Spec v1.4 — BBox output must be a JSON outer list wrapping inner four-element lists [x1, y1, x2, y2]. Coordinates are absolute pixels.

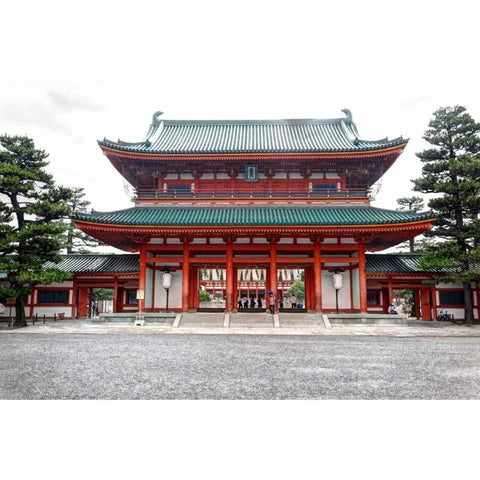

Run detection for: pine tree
[[396, 196, 425, 252], [413, 106, 480, 326], [287, 280, 305, 303], [65, 187, 104, 253], [0, 135, 73, 327]]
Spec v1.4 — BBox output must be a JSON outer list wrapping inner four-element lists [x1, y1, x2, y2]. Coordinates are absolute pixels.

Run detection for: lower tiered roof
[[44, 254, 139, 274], [43, 254, 444, 275]]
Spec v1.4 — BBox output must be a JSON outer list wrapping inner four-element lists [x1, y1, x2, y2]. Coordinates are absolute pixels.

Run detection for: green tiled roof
[[74, 206, 432, 227], [98, 111, 407, 155], [41, 253, 446, 275], [44, 254, 139, 273], [365, 254, 458, 274]]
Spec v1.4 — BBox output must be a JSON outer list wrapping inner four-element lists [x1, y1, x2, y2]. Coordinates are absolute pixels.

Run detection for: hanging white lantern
[[162, 272, 172, 289], [332, 272, 343, 290]]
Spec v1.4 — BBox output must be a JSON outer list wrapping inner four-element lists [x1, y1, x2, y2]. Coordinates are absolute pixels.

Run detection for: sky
[[2, 0, 479, 472], [2, 0, 479, 217]]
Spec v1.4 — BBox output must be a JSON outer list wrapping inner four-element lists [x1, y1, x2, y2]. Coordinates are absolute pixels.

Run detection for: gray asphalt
[[1, 334, 479, 399]]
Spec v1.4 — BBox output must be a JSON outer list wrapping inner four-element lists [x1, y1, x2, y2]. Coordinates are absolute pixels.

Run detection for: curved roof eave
[[97, 112, 408, 155], [72, 205, 434, 228]]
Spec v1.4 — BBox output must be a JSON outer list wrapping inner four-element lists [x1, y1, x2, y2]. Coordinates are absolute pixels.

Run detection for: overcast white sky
[[2, 0, 479, 215]]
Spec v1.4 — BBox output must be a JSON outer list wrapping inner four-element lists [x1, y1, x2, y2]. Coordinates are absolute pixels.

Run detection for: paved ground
[[1, 333, 479, 399], [1, 317, 479, 336]]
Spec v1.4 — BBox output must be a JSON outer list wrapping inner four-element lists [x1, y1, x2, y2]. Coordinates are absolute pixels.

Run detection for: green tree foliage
[[395, 196, 425, 253], [413, 106, 480, 325], [287, 280, 305, 302], [0, 135, 73, 327], [396, 196, 425, 212], [199, 290, 211, 302], [93, 288, 114, 300], [65, 187, 105, 253]]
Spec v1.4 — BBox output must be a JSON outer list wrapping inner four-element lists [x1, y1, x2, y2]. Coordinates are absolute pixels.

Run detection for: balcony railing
[[135, 187, 369, 200]]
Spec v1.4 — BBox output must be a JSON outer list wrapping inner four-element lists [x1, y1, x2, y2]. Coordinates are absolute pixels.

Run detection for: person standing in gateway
[[290, 295, 297, 309], [269, 294, 276, 314]]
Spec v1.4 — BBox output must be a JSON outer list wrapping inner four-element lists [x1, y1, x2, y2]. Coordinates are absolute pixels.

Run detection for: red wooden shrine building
[[73, 110, 436, 315]]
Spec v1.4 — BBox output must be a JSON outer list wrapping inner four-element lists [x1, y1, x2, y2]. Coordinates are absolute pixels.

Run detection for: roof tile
[[99, 116, 406, 154], [74, 206, 432, 227]]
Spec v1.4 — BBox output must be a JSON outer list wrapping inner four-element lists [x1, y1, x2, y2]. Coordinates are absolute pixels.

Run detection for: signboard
[[244, 164, 258, 182], [136, 289, 145, 300]]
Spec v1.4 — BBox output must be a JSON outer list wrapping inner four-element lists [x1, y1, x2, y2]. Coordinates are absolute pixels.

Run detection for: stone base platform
[[96, 312, 177, 325], [327, 313, 408, 325], [94, 311, 406, 328]]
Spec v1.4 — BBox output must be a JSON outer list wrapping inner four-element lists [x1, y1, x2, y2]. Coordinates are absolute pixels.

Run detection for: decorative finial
[[341, 109, 353, 122], [152, 111, 164, 125]]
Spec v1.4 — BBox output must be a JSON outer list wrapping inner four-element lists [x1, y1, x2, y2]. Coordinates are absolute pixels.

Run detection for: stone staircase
[[96, 311, 406, 329], [278, 312, 327, 328], [327, 313, 408, 325], [177, 312, 225, 327], [228, 312, 275, 328]]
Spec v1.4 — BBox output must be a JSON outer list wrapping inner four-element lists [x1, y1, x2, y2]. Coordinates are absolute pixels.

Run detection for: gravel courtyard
[[1, 334, 480, 399]]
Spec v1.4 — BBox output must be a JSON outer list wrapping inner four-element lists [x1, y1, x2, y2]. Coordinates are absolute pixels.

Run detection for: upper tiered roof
[[99, 110, 407, 155]]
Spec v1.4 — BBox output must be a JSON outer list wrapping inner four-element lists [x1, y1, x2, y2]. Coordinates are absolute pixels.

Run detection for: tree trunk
[[14, 295, 27, 328], [409, 238, 415, 253], [463, 281, 474, 327]]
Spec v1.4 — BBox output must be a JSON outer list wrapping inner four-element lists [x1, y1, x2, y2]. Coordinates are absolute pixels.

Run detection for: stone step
[[327, 313, 408, 325], [178, 313, 225, 327], [229, 313, 275, 328], [277, 313, 326, 327]]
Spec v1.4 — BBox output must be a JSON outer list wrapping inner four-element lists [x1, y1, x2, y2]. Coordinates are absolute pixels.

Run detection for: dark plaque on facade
[[244, 164, 258, 182]]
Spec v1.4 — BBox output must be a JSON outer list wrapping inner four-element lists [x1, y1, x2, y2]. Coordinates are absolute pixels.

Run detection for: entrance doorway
[[198, 267, 226, 310], [237, 267, 266, 311], [278, 267, 306, 311]]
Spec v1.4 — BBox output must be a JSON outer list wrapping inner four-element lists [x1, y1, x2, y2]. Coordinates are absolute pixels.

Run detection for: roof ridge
[[159, 118, 348, 125]]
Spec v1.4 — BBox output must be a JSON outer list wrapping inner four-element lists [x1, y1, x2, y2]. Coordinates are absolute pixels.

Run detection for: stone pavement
[[1, 317, 479, 337]]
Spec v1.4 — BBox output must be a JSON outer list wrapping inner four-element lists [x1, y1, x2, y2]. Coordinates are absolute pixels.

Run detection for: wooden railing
[[135, 188, 369, 200]]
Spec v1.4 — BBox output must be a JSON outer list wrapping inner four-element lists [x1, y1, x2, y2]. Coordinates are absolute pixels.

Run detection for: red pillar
[[313, 239, 323, 312], [77, 288, 88, 317], [431, 286, 437, 320], [138, 243, 147, 312], [71, 280, 77, 319], [358, 242, 368, 313], [414, 289, 421, 319], [421, 288, 432, 320], [113, 278, 118, 313], [88, 288, 93, 317], [269, 238, 278, 312], [305, 267, 314, 311], [388, 277, 393, 305], [182, 239, 190, 312], [116, 287, 124, 313], [189, 267, 198, 311], [476, 282, 480, 321], [225, 238, 234, 312], [232, 267, 238, 311]]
